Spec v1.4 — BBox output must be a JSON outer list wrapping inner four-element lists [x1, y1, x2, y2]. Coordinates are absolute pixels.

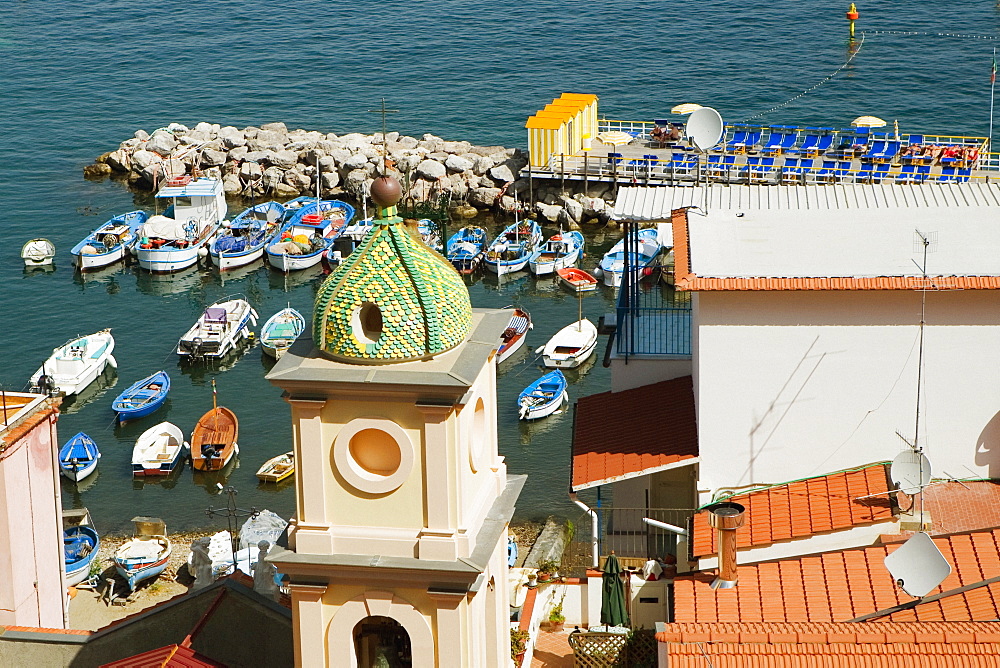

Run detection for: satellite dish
[[890, 450, 932, 492], [884, 531, 952, 597], [685, 107, 724, 152]]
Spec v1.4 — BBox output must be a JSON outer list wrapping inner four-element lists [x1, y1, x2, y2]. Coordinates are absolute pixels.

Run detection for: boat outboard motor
[[70, 457, 79, 472], [201, 443, 216, 460], [190, 336, 203, 359], [36, 374, 55, 396]]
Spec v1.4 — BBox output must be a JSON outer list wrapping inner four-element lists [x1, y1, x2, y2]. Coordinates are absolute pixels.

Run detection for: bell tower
[[267, 175, 523, 667]]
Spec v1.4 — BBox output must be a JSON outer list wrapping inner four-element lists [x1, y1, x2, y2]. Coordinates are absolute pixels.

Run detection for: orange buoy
[[846, 3, 859, 20]]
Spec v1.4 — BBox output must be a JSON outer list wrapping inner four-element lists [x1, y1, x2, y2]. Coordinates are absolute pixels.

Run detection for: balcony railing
[[614, 222, 692, 359], [564, 507, 696, 574]]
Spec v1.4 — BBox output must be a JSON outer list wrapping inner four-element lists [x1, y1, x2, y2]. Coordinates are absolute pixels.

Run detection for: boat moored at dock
[[71, 211, 148, 271], [598, 227, 661, 288], [209, 201, 285, 271], [30, 329, 116, 397], [135, 177, 227, 273], [266, 199, 355, 272], [177, 298, 258, 360], [447, 226, 488, 274], [484, 220, 542, 275], [529, 230, 584, 276]]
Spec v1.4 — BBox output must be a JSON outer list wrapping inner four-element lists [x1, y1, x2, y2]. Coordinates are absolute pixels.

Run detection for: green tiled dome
[[313, 212, 472, 364]]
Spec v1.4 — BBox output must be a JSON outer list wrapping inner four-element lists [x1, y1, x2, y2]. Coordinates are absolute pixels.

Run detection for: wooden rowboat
[[556, 267, 598, 292], [256, 451, 294, 483], [190, 406, 239, 471]]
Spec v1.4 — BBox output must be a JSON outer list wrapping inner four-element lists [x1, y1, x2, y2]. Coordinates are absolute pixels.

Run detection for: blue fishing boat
[[59, 432, 101, 482], [64, 525, 100, 586], [484, 220, 543, 275], [266, 199, 355, 271], [598, 227, 662, 288], [112, 370, 170, 422], [260, 307, 305, 359], [209, 201, 285, 271], [528, 230, 585, 276], [418, 219, 444, 253], [71, 210, 149, 272], [114, 517, 172, 591], [447, 226, 488, 274], [517, 369, 568, 420]]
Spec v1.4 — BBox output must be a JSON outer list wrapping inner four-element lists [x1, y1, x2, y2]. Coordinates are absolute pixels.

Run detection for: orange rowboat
[[191, 406, 239, 471], [556, 267, 598, 293]]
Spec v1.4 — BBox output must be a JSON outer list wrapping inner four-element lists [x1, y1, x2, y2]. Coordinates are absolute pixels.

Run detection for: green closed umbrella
[[601, 553, 630, 627]]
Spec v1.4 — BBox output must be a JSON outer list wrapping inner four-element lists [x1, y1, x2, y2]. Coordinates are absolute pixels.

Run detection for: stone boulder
[[268, 150, 298, 170], [396, 136, 419, 150], [262, 166, 284, 192], [219, 127, 247, 149], [343, 152, 369, 170], [166, 123, 189, 136], [318, 155, 336, 172], [321, 170, 341, 190], [444, 154, 473, 173], [228, 146, 249, 162], [106, 149, 131, 172], [416, 159, 446, 180], [240, 161, 263, 180], [472, 156, 494, 176], [560, 195, 584, 223], [147, 130, 179, 156], [283, 168, 311, 191], [223, 174, 242, 194], [343, 168, 368, 196], [83, 163, 112, 178], [131, 149, 161, 170], [488, 164, 515, 184], [274, 182, 301, 199], [395, 153, 423, 173], [134, 129, 150, 141], [260, 122, 288, 134], [194, 122, 215, 136], [442, 140, 472, 154], [536, 203, 563, 223], [469, 187, 501, 208], [200, 147, 227, 167]]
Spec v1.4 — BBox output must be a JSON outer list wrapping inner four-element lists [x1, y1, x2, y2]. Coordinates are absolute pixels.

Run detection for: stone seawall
[[87, 122, 617, 228]]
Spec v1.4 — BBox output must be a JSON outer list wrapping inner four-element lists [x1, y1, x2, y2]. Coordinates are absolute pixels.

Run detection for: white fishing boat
[[265, 199, 354, 272], [29, 329, 117, 396], [114, 517, 172, 591], [71, 210, 148, 271], [528, 231, 585, 276], [541, 319, 598, 369], [177, 298, 258, 360], [21, 238, 56, 267], [598, 227, 662, 288], [131, 422, 188, 477], [260, 307, 305, 359], [483, 220, 543, 275], [208, 201, 285, 271], [135, 177, 227, 273]]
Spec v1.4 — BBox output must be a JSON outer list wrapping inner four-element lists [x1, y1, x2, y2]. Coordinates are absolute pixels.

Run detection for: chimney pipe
[[706, 502, 745, 590]]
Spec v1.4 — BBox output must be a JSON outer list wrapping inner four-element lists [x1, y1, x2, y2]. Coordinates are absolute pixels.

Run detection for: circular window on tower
[[469, 397, 488, 473], [352, 302, 384, 345], [334, 418, 414, 494]]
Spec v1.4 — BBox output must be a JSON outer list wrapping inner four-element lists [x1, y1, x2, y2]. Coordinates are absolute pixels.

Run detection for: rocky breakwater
[[88, 122, 616, 228]]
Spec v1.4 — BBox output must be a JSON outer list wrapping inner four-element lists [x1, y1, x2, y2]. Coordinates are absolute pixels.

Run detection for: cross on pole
[[367, 98, 399, 172], [205, 486, 259, 574]]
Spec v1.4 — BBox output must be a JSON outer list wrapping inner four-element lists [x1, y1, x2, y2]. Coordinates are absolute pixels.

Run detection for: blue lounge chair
[[744, 130, 762, 151], [857, 163, 875, 182], [780, 157, 798, 179], [761, 128, 784, 154], [641, 154, 660, 175], [739, 156, 760, 180], [726, 125, 750, 152], [749, 157, 776, 182], [816, 160, 837, 180], [937, 167, 957, 183], [895, 164, 916, 183], [908, 134, 924, 145], [915, 165, 931, 182], [878, 141, 900, 162], [708, 154, 735, 180], [608, 153, 625, 172], [872, 163, 891, 183], [836, 161, 853, 181], [789, 130, 819, 156], [779, 132, 798, 152], [958, 168, 972, 183], [862, 140, 887, 161]]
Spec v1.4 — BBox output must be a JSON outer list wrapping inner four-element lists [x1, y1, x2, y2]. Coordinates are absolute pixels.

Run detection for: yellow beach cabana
[[526, 93, 598, 168]]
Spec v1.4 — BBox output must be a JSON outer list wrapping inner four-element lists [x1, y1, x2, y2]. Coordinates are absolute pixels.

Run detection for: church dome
[[313, 181, 472, 364]]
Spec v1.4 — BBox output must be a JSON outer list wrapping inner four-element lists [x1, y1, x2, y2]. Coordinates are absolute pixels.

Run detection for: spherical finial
[[370, 175, 402, 209]]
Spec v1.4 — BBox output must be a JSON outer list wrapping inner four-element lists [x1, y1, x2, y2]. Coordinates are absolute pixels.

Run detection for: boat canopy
[[156, 179, 224, 198], [139, 215, 186, 240], [204, 307, 227, 324]]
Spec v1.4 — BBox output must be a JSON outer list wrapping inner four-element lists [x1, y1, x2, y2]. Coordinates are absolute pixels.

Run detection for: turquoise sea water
[[4, 1, 1000, 533]]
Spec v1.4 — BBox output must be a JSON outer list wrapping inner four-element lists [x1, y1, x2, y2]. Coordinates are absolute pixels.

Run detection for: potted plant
[[535, 559, 559, 582], [548, 601, 565, 632], [511, 628, 530, 665]]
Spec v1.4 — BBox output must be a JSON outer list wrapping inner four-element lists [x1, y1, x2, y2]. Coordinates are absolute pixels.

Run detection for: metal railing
[[614, 222, 692, 359], [565, 507, 695, 571]]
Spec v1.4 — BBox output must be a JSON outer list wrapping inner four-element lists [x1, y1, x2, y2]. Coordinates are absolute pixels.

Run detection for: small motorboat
[[446, 226, 487, 273], [518, 370, 568, 420], [30, 329, 116, 397], [483, 220, 543, 275], [496, 308, 532, 365], [21, 238, 56, 267], [557, 267, 598, 292], [177, 297, 258, 360], [260, 307, 305, 359], [71, 211, 148, 271], [59, 432, 101, 481], [598, 227, 662, 288], [191, 403, 239, 472], [114, 516, 172, 591], [417, 219, 444, 253], [64, 525, 100, 587], [528, 231, 584, 276], [209, 201, 285, 271], [256, 451, 295, 483], [541, 319, 599, 369], [135, 177, 227, 273], [132, 422, 188, 477], [112, 370, 170, 422], [266, 199, 355, 272]]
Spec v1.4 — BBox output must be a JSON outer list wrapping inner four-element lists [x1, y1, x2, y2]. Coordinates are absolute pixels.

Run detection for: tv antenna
[[367, 98, 399, 175]]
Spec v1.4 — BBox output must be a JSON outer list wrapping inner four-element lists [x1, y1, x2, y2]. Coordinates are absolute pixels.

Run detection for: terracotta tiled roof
[[669, 208, 1000, 291], [690, 463, 894, 559], [0, 625, 91, 636], [882, 481, 1000, 543], [571, 376, 697, 491], [656, 622, 1000, 667], [100, 644, 225, 667], [675, 527, 1000, 623]]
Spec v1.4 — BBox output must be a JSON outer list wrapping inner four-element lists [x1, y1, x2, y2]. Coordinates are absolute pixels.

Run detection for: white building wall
[[695, 290, 1000, 493]]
